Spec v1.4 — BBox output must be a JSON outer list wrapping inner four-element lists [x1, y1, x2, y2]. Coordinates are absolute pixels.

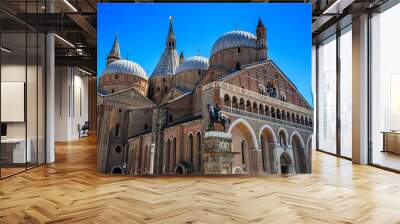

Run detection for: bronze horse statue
[[207, 104, 230, 131]]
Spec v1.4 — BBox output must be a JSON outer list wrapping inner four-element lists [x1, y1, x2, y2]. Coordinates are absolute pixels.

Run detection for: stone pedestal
[[202, 131, 239, 174]]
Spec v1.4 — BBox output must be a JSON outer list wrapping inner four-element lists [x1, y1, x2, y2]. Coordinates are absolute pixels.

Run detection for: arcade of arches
[[228, 118, 311, 174]]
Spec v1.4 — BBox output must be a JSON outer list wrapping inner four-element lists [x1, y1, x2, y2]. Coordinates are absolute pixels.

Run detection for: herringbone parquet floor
[[1, 135, 400, 224]]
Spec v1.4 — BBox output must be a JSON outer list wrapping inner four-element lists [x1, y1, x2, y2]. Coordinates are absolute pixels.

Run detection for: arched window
[[115, 123, 120, 137], [287, 112, 291, 121], [197, 132, 202, 171], [246, 100, 252, 112], [236, 62, 241, 71], [138, 148, 143, 173], [172, 137, 177, 168], [260, 137, 266, 172], [259, 104, 264, 115], [224, 94, 231, 107], [239, 98, 245, 110], [258, 84, 266, 94], [112, 166, 122, 174], [144, 145, 149, 170], [189, 134, 194, 165], [238, 47, 241, 53], [166, 139, 171, 172], [232, 96, 238, 109], [280, 91, 286, 101], [253, 102, 258, 114], [279, 131, 287, 147], [241, 140, 246, 165], [271, 107, 275, 118], [276, 109, 281, 119], [169, 114, 173, 123]]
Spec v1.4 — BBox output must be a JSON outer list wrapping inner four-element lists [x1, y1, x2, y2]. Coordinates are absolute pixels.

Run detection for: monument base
[[202, 131, 239, 174]]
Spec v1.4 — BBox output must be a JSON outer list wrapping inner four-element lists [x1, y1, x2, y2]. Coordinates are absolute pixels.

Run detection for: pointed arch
[[196, 131, 202, 172], [259, 124, 277, 173], [290, 131, 307, 173], [166, 138, 171, 173], [306, 135, 313, 158], [228, 118, 259, 172], [228, 118, 259, 149], [290, 131, 305, 147], [278, 127, 289, 147], [258, 124, 277, 144]]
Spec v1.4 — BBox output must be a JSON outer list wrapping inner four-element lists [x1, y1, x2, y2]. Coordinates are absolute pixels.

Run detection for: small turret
[[107, 34, 121, 65], [256, 18, 267, 61], [179, 51, 185, 65]]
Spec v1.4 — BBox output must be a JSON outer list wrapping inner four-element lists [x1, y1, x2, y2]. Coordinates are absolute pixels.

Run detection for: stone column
[[149, 143, 155, 174]]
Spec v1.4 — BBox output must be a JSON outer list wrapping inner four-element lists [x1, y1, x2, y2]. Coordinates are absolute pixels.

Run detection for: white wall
[[55, 67, 89, 141]]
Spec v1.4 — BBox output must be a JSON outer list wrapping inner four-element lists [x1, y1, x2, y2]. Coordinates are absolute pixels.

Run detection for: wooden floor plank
[[0, 135, 400, 223]]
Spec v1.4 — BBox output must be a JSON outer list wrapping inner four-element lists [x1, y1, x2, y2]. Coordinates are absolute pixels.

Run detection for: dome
[[175, 56, 209, 74], [101, 59, 148, 80], [211, 31, 257, 56]]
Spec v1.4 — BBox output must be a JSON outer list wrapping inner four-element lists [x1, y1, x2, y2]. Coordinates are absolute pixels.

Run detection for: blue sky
[[98, 3, 312, 104]]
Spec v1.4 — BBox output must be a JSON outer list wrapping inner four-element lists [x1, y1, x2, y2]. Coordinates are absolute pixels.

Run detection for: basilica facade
[[97, 18, 313, 175]]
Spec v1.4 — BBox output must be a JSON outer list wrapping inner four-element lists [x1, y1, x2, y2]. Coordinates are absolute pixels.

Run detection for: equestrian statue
[[207, 103, 230, 132]]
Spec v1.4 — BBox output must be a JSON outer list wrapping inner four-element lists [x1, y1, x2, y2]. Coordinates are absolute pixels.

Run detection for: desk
[[1, 138, 31, 163], [382, 131, 400, 154]]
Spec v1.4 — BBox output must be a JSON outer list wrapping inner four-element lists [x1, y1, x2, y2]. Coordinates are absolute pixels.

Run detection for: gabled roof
[[220, 60, 312, 110], [160, 86, 192, 105], [101, 87, 155, 109]]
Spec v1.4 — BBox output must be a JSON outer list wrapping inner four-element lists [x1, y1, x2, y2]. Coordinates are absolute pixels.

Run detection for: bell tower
[[256, 18, 267, 61], [166, 16, 176, 49]]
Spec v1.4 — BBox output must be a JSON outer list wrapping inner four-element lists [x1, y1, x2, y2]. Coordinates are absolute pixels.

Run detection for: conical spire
[[257, 17, 265, 29], [151, 17, 179, 77], [166, 16, 176, 49], [107, 34, 121, 64]]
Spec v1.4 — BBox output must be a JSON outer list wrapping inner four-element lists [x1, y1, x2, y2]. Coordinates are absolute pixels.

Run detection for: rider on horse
[[207, 103, 230, 132], [214, 103, 221, 121]]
